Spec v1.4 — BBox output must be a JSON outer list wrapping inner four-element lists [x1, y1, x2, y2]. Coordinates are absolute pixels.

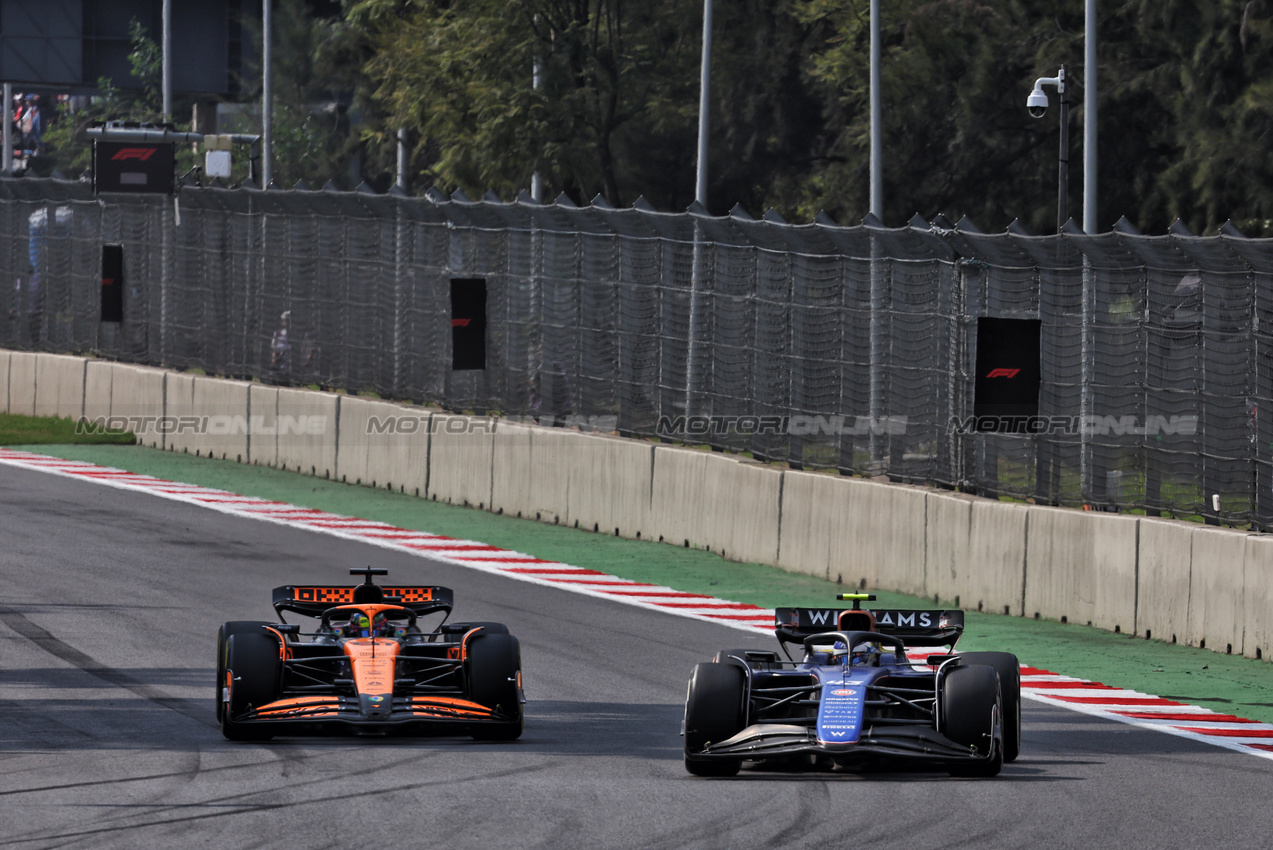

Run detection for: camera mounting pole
[[1026, 66, 1068, 234]]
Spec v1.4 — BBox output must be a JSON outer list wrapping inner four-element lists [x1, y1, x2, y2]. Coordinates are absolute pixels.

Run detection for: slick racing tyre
[[216, 621, 271, 723], [467, 633, 524, 741], [221, 632, 281, 741], [941, 664, 1003, 778], [959, 651, 1021, 762], [683, 662, 746, 777]]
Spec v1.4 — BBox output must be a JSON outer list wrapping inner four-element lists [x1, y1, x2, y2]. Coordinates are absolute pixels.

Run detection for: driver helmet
[[851, 640, 882, 667], [349, 612, 371, 637], [370, 611, 389, 637]]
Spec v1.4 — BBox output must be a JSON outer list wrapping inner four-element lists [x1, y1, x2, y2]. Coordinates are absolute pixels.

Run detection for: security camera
[[1026, 87, 1049, 119]]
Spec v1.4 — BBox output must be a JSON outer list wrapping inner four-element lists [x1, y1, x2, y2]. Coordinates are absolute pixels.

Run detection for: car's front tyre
[[683, 662, 746, 777], [221, 632, 281, 742]]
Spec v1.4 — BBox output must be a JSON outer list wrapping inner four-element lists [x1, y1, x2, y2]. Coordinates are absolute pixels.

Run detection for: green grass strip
[[0, 413, 135, 446]]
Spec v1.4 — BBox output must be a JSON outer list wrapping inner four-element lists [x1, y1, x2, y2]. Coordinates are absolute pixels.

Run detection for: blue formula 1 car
[[682, 594, 1020, 777]]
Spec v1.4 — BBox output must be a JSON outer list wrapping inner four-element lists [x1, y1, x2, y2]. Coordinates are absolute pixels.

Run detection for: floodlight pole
[[869, 0, 881, 219], [695, 0, 713, 207], [1083, 0, 1097, 234], [162, 0, 172, 121], [262, 0, 273, 187], [2, 83, 10, 175]]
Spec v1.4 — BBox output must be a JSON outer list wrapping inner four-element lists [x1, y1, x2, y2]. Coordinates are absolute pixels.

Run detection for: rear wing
[[272, 584, 454, 619], [774, 607, 964, 649]]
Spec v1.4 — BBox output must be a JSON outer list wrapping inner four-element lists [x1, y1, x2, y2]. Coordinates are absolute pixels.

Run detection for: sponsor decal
[[831, 689, 855, 696], [985, 368, 1021, 378], [876, 611, 935, 628], [368, 695, 384, 703], [451, 318, 471, 328], [806, 609, 835, 626], [110, 147, 158, 161]]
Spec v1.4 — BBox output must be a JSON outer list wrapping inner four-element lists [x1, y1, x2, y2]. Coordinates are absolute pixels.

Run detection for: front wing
[[227, 694, 519, 735], [690, 722, 995, 765]]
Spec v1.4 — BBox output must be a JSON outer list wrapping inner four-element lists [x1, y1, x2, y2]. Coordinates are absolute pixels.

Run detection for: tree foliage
[[43, 0, 1273, 234]]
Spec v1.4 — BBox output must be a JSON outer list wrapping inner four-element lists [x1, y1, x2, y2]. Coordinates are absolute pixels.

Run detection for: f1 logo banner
[[92, 141, 175, 195], [450, 278, 487, 370], [101, 245, 124, 323], [972, 317, 1041, 432]]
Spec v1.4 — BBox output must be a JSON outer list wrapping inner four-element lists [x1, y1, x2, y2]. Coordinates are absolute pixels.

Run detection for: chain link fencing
[[1, 178, 1268, 526]]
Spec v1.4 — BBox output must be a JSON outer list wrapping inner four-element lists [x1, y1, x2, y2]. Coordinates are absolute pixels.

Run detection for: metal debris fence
[[1, 177, 1270, 526]]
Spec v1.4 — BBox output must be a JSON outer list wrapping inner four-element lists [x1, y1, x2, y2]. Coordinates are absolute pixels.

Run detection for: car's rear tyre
[[216, 621, 271, 722], [467, 633, 523, 741], [683, 662, 746, 777], [941, 664, 1003, 777], [221, 632, 281, 741], [959, 651, 1020, 762]]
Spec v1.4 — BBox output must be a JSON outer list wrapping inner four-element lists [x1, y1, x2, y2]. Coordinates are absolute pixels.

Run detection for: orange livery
[[216, 568, 524, 740]]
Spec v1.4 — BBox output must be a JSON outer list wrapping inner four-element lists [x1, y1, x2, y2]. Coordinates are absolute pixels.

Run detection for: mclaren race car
[[216, 568, 524, 741], [682, 594, 1020, 777]]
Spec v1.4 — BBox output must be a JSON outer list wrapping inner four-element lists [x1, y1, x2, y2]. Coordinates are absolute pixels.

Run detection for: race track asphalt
[[3, 465, 1273, 849]]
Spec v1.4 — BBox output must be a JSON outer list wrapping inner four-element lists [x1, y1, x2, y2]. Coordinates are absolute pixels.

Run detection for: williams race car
[[682, 594, 1020, 777], [216, 568, 524, 741]]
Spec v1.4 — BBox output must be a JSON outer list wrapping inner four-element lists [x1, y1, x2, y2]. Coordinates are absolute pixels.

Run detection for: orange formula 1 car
[[216, 568, 524, 741]]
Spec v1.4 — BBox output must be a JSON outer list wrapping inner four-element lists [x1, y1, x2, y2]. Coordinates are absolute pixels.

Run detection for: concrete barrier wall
[[8, 352, 37, 416], [9, 346, 1273, 665], [564, 432, 655, 539], [83, 361, 114, 423], [0, 349, 10, 413], [490, 421, 536, 519], [33, 354, 85, 419], [336, 397, 429, 494], [162, 372, 197, 454], [648, 447, 782, 564], [247, 384, 278, 467], [1243, 536, 1273, 660], [1024, 508, 1139, 633], [1187, 526, 1250, 654], [1136, 519, 1196, 643], [832, 477, 929, 596], [924, 491, 975, 605], [192, 377, 252, 462], [276, 387, 339, 478], [427, 413, 494, 508], [776, 471, 839, 581], [110, 365, 166, 449]]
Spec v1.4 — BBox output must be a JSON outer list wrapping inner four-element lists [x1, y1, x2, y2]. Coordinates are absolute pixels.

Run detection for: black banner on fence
[[101, 244, 124, 323], [450, 278, 486, 370], [92, 141, 175, 195], [973, 317, 1040, 431]]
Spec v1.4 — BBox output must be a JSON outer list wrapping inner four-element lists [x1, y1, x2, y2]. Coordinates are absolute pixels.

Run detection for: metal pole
[[2, 83, 11, 175], [162, 0, 172, 121], [1081, 1, 1098, 501], [262, 0, 273, 187], [869, 0, 882, 218], [532, 47, 543, 202], [694, 0, 713, 206], [1057, 65, 1068, 233], [867, 0, 885, 465], [1084, 0, 1097, 234], [394, 127, 404, 188]]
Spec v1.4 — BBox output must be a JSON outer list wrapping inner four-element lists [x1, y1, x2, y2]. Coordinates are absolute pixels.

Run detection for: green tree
[[350, 0, 702, 205]]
